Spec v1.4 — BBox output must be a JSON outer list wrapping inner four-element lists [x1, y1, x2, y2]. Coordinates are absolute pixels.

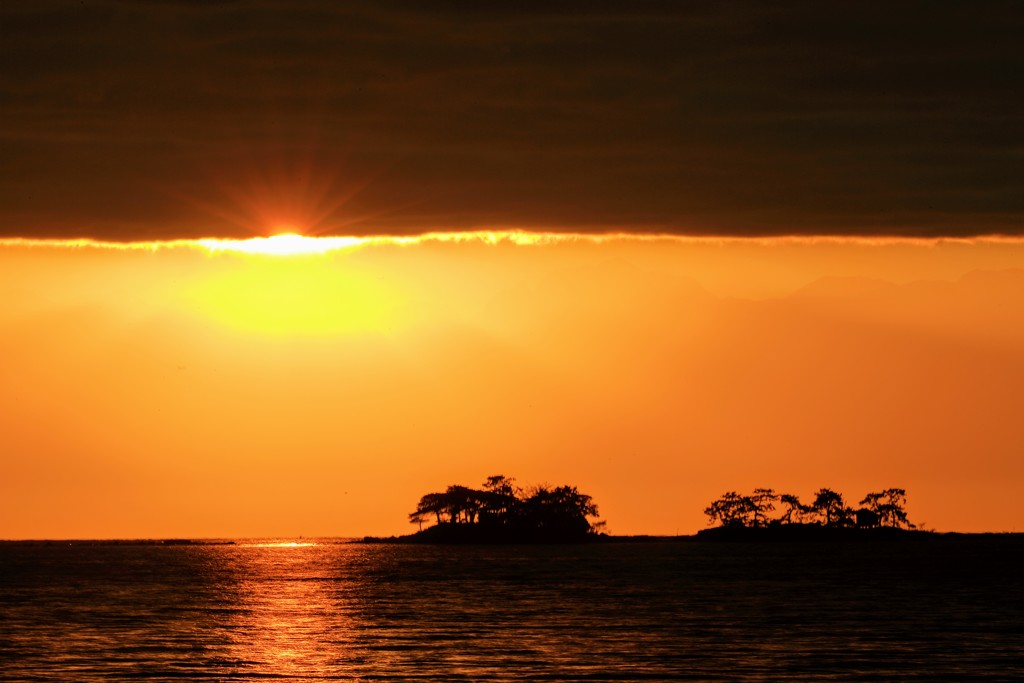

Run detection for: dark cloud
[[1, 1, 1022, 239]]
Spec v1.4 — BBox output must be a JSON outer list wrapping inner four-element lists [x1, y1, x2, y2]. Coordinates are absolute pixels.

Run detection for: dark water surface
[[1, 537, 1022, 681]]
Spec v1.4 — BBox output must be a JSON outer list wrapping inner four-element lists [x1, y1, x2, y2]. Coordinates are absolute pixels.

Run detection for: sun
[[247, 233, 335, 256], [196, 232, 366, 256]]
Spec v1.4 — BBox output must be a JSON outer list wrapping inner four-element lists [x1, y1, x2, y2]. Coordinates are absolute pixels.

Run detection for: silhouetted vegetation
[[402, 475, 605, 543], [703, 487, 916, 535]]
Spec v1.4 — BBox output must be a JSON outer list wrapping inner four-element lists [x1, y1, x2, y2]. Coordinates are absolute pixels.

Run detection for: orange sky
[[2, 233, 1023, 538]]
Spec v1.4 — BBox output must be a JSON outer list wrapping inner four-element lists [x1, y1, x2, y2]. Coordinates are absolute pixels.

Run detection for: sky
[[2, 1, 1022, 239], [3, 235, 1024, 537], [2, 3, 1023, 538]]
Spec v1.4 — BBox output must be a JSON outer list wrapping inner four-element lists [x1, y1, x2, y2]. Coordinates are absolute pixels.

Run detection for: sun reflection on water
[[223, 541, 344, 679], [242, 540, 319, 548], [4, 542, 1019, 679]]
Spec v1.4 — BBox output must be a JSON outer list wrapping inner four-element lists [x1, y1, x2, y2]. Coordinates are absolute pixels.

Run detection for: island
[[698, 486, 928, 540], [361, 475, 605, 544], [359, 481, 932, 544]]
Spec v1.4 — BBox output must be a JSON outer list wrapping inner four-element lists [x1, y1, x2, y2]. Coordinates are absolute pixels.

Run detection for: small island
[[698, 487, 926, 540], [362, 475, 605, 544], [360, 482, 931, 544]]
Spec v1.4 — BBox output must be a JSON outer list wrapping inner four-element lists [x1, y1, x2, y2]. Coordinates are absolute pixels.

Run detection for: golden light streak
[[243, 541, 318, 547], [195, 233, 366, 256], [5, 231, 1024, 254]]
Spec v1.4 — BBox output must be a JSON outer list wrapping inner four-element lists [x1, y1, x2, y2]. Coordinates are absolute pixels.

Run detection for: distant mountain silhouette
[[488, 258, 712, 327], [791, 268, 1024, 301], [790, 275, 900, 300], [783, 268, 1024, 345]]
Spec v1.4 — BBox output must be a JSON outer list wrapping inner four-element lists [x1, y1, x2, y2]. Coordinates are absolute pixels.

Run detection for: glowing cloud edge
[[2, 231, 1024, 255]]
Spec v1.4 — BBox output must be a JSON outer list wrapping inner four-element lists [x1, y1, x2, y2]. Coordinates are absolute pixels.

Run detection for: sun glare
[[181, 248, 405, 336], [245, 541, 318, 548], [197, 233, 366, 256]]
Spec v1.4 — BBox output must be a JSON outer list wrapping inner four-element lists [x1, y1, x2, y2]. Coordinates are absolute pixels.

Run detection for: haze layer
[[2, 235, 1022, 537]]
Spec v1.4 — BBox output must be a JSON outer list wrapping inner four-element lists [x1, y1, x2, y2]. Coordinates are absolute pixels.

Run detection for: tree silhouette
[[703, 486, 917, 533], [778, 493, 811, 524], [444, 485, 485, 524], [517, 485, 598, 538], [409, 492, 449, 528], [812, 488, 853, 527], [860, 488, 914, 529], [409, 486, 487, 527], [704, 491, 756, 528], [408, 475, 602, 541], [751, 488, 778, 528], [854, 507, 881, 528], [480, 475, 520, 523]]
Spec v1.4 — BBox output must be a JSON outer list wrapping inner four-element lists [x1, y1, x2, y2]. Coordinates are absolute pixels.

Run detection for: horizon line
[[3, 529, 1023, 543]]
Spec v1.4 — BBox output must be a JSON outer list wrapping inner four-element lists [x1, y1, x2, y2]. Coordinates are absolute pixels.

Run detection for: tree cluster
[[409, 475, 604, 542], [704, 487, 914, 530]]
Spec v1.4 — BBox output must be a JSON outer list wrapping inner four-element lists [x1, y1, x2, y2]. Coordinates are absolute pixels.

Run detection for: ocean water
[[1, 537, 1021, 681]]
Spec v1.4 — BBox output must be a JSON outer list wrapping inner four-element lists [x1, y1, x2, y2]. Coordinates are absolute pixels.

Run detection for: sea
[[1, 536, 1021, 681]]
